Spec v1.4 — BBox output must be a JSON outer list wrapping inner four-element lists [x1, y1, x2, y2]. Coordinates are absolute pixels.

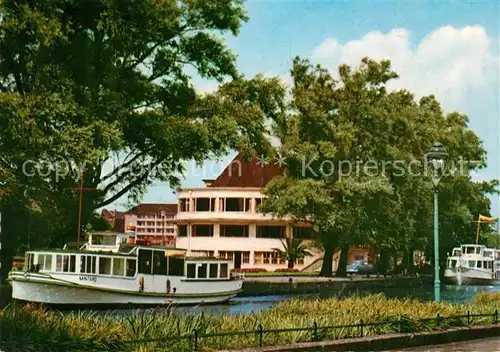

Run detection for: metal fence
[[123, 309, 499, 351]]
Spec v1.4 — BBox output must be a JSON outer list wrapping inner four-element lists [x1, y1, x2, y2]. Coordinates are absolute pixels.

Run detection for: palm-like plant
[[273, 237, 312, 269]]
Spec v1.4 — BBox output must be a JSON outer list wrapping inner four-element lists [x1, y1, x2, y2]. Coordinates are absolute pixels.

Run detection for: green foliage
[[272, 237, 312, 269], [0, 0, 285, 279], [2, 293, 500, 351], [260, 56, 498, 276]]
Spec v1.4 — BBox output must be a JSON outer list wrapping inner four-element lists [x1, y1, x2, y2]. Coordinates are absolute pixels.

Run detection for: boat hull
[[9, 273, 243, 306], [444, 268, 494, 285]]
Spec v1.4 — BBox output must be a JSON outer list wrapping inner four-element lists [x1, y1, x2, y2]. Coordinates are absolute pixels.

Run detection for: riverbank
[[240, 275, 432, 296], [1, 292, 499, 351]]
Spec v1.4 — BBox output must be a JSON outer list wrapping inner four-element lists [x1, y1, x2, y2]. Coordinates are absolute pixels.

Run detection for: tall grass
[[1, 293, 499, 351]]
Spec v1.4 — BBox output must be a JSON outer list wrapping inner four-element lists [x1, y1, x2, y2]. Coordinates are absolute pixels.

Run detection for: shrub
[[231, 268, 267, 273], [274, 268, 299, 272]]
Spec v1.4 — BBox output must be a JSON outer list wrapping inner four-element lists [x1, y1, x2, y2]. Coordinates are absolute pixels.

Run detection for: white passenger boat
[[8, 232, 243, 306], [444, 244, 497, 285]]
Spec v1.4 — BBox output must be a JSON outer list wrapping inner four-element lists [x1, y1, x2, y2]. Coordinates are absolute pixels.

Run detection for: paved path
[[392, 337, 500, 351]]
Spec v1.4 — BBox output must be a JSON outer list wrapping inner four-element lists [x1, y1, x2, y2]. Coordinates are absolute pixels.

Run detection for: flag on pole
[[479, 215, 497, 223]]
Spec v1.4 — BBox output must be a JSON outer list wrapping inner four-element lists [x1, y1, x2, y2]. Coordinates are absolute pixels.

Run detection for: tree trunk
[[288, 259, 294, 269], [378, 249, 389, 276], [335, 245, 349, 277], [320, 245, 334, 277]]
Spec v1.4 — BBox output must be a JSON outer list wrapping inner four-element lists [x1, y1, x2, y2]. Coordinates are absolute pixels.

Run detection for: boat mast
[[77, 168, 84, 245]]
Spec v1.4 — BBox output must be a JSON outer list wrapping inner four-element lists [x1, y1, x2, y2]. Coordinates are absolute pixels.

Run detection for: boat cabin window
[[476, 248, 481, 254], [209, 263, 218, 278], [197, 264, 207, 278], [80, 256, 97, 274], [220, 263, 228, 278], [38, 254, 52, 271], [99, 257, 112, 275], [113, 258, 126, 276], [168, 256, 184, 276], [468, 260, 475, 268], [484, 251, 493, 258], [153, 251, 167, 275], [138, 249, 153, 274], [464, 247, 475, 254], [448, 259, 457, 268], [452, 249, 462, 256], [24, 253, 34, 271], [56, 254, 76, 273], [91, 234, 116, 246], [126, 259, 136, 277], [477, 261, 482, 268], [187, 263, 196, 278]]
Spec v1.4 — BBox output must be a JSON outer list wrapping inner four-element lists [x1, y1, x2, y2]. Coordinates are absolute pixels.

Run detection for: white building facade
[[175, 187, 321, 270]]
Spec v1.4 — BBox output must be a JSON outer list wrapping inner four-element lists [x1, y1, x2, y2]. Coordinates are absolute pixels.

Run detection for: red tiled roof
[[209, 153, 285, 188], [126, 203, 178, 216]]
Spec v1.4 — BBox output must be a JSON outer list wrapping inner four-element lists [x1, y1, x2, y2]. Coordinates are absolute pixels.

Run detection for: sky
[[109, 0, 500, 219]]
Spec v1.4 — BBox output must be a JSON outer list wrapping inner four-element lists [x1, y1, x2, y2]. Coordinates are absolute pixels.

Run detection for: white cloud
[[311, 26, 500, 217], [311, 26, 498, 110]]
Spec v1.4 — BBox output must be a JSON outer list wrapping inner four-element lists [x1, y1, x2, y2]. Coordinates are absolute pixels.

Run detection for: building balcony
[[176, 211, 289, 222]]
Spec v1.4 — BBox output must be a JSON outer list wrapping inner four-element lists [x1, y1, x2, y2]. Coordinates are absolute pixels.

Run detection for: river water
[[87, 284, 500, 317]]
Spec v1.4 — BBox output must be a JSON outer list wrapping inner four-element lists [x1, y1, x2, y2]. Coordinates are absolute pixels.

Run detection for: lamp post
[[426, 141, 448, 302]]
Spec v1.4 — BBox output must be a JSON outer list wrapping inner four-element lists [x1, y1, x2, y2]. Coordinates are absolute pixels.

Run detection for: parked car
[[347, 260, 375, 275]]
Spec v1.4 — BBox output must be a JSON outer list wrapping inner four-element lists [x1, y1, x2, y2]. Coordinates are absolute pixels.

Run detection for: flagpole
[[475, 218, 481, 245], [77, 168, 84, 245]]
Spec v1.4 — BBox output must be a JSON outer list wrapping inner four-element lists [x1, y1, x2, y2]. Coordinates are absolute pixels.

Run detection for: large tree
[[0, 0, 285, 280], [261, 56, 498, 277]]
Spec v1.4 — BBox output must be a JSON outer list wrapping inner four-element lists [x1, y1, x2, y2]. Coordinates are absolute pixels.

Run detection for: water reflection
[[87, 284, 500, 318]]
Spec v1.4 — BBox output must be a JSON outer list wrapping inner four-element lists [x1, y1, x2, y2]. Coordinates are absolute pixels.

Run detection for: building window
[[192, 225, 213, 237], [179, 198, 190, 212], [225, 198, 245, 212], [255, 198, 262, 212], [219, 251, 234, 261], [254, 252, 285, 265], [256, 225, 286, 239], [355, 255, 364, 261], [178, 225, 188, 237], [195, 198, 215, 212], [191, 250, 214, 257], [242, 252, 250, 264], [245, 198, 251, 212], [220, 225, 249, 237], [293, 226, 313, 239], [295, 257, 304, 265]]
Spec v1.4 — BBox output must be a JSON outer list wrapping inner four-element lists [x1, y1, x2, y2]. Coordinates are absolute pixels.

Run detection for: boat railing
[[230, 271, 245, 280]]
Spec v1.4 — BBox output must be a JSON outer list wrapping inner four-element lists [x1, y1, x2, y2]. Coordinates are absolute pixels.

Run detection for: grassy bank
[[1, 292, 499, 351]]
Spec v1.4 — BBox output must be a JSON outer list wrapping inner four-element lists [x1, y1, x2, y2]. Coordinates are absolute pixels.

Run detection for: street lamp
[[426, 141, 448, 302]]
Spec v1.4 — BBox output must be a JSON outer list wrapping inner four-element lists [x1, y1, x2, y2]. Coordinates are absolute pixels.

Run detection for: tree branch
[[97, 161, 160, 208], [100, 151, 147, 183]]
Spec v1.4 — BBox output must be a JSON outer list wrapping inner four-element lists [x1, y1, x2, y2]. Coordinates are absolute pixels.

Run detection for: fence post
[[312, 321, 318, 341], [257, 324, 263, 347], [467, 310, 470, 326], [495, 309, 498, 324], [359, 319, 364, 337], [193, 329, 198, 351]]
